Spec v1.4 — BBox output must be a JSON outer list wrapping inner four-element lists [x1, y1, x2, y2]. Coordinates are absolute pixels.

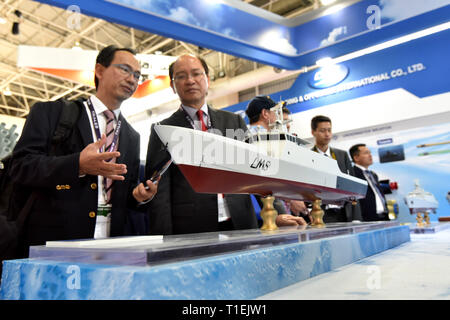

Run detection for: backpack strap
[[51, 99, 83, 147]]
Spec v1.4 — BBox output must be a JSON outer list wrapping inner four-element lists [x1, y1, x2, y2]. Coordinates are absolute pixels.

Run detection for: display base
[[409, 222, 450, 234], [0, 222, 410, 300]]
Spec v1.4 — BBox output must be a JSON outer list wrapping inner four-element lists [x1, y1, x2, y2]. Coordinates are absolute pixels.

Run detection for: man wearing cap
[[145, 54, 258, 235], [245, 95, 308, 226]]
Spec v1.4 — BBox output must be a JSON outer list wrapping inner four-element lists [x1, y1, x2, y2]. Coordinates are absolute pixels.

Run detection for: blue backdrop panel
[[36, 0, 450, 70]]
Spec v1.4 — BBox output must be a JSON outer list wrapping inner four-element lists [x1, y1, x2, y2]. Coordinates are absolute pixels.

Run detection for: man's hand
[[289, 200, 307, 215], [79, 134, 127, 180], [289, 200, 312, 221], [276, 214, 307, 227], [132, 178, 159, 203]]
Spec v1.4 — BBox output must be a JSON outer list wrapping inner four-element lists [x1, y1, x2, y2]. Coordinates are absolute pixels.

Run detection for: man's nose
[[125, 74, 138, 85]]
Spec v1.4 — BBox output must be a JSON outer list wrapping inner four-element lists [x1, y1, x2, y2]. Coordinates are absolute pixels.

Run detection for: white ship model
[[154, 102, 367, 205], [404, 180, 438, 214]]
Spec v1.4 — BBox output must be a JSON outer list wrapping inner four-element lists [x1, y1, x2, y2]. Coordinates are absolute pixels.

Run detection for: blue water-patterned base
[[0, 225, 410, 300]]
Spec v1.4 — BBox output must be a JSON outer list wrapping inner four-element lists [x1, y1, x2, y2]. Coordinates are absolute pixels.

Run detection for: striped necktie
[[365, 170, 388, 212], [103, 109, 117, 203]]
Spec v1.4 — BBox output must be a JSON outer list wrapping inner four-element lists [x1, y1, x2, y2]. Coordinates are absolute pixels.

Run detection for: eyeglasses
[[112, 64, 141, 82], [172, 70, 205, 82]]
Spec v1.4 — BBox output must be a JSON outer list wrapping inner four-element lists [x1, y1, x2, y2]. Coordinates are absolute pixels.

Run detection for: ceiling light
[[72, 41, 82, 50], [11, 10, 22, 35], [332, 21, 450, 65], [312, 22, 450, 70], [3, 87, 12, 96]]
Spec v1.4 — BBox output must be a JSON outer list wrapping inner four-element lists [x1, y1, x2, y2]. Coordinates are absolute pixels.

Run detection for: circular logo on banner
[[308, 64, 349, 89]]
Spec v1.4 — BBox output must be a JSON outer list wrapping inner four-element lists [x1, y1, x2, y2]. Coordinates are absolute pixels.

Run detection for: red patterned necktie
[[103, 109, 117, 204], [196, 109, 207, 131]]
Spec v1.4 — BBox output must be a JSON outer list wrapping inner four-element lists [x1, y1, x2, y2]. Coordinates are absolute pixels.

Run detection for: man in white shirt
[[349, 144, 389, 221], [310, 115, 362, 222]]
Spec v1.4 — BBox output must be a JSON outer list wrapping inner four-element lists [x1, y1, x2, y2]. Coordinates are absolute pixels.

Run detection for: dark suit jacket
[[8, 99, 141, 253], [311, 146, 362, 222], [146, 106, 257, 235], [353, 166, 388, 221]]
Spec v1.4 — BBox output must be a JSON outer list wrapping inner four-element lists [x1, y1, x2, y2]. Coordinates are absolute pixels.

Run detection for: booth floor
[[258, 227, 450, 300]]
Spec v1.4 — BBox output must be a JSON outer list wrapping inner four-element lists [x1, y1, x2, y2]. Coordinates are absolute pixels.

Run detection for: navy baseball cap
[[245, 95, 277, 119]]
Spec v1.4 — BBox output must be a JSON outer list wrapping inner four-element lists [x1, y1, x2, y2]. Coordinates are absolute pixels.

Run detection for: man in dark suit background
[[310, 115, 362, 222], [146, 54, 258, 235], [349, 144, 389, 221], [8, 45, 157, 257]]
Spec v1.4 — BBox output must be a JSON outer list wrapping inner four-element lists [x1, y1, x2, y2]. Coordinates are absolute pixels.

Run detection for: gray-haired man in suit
[[145, 54, 258, 235], [311, 115, 362, 223]]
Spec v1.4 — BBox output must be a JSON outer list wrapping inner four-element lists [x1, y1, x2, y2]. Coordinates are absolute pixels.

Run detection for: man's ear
[[95, 63, 104, 85], [170, 81, 177, 95]]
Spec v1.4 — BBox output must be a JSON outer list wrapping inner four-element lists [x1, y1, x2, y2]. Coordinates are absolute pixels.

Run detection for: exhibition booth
[[1, 0, 449, 301]]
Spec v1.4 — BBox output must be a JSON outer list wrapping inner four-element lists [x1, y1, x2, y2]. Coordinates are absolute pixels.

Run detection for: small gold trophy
[[416, 212, 425, 227], [310, 199, 325, 228], [260, 195, 279, 231]]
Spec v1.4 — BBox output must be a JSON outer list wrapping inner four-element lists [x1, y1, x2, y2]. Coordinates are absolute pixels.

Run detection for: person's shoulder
[[27, 99, 72, 120], [353, 165, 363, 173], [331, 147, 349, 157], [159, 109, 184, 125], [211, 107, 240, 118]]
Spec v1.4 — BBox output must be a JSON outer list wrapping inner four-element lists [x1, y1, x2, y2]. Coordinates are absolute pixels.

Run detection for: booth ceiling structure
[[0, 0, 320, 118], [0, 0, 448, 119]]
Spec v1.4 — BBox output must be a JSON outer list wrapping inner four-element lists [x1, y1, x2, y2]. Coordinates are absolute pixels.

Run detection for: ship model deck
[[154, 103, 368, 205]]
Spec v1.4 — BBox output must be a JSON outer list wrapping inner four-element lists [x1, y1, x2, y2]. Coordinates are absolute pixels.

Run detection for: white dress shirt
[[181, 104, 231, 222], [84, 96, 121, 238]]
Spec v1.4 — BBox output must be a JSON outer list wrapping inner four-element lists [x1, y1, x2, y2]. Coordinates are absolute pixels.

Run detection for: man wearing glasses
[[145, 54, 258, 235], [7, 45, 157, 258]]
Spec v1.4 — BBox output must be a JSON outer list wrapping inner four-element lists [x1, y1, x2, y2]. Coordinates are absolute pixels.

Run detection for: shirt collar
[[182, 103, 208, 120], [90, 95, 121, 119], [315, 145, 331, 157], [355, 163, 369, 172], [249, 125, 267, 133]]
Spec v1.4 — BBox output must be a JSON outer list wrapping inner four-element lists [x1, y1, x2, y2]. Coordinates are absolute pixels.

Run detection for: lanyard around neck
[[180, 105, 211, 131], [87, 98, 121, 152]]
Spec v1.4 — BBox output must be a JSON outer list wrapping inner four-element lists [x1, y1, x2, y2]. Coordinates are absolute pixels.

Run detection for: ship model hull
[[154, 125, 367, 205], [404, 180, 438, 214], [405, 195, 438, 214]]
